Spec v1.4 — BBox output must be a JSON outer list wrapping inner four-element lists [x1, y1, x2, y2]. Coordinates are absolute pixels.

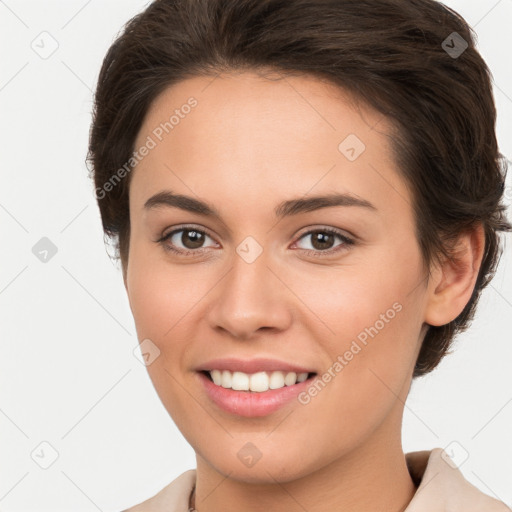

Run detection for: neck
[[192, 426, 417, 512]]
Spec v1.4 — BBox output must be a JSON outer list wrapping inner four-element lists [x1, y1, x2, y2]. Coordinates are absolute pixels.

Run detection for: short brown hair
[[87, 0, 511, 377]]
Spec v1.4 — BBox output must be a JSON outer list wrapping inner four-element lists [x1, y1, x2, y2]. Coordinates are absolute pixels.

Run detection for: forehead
[[136, 70, 391, 155], [130, 71, 411, 226]]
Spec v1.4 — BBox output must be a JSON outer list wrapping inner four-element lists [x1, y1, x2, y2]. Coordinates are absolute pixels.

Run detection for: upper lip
[[196, 357, 316, 375]]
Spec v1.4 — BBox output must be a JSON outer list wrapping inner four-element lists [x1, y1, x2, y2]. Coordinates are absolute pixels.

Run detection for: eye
[[293, 227, 354, 255], [156, 225, 354, 257], [157, 225, 218, 255]]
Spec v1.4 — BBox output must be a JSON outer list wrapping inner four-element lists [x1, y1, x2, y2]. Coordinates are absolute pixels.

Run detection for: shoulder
[[405, 447, 510, 512], [123, 469, 196, 512]]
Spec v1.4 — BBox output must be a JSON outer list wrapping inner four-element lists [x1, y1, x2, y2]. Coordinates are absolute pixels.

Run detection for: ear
[[424, 223, 486, 327]]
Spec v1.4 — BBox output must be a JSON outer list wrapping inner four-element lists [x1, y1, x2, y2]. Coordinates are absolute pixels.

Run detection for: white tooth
[[210, 369, 222, 385], [269, 371, 285, 389], [221, 370, 232, 388], [249, 371, 270, 392], [284, 372, 297, 386], [231, 371, 250, 391], [211, 369, 306, 390], [297, 372, 308, 383]]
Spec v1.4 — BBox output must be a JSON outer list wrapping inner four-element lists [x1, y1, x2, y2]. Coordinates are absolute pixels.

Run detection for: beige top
[[124, 447, 510, 511]]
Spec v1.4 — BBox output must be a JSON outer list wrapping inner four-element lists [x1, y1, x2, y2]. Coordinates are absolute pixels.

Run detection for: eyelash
[[156, 224, 355, 258]]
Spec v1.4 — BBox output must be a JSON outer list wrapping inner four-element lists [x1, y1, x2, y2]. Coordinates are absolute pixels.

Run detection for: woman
[[87, 0, 511, 510]]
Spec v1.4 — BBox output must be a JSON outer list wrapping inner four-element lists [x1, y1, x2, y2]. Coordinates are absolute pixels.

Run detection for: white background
[[0, 0, 511, 510]]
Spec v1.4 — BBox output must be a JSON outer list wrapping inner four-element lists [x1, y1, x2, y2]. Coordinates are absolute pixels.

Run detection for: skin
[[123, 70, 485, 512]]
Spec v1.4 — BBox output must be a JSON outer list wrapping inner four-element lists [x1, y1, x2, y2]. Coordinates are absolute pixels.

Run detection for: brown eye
[[309, 231, 336, 250], [158, 226, 218, 255], [294, 228, 354, 254], [178, 229, 205, 249]]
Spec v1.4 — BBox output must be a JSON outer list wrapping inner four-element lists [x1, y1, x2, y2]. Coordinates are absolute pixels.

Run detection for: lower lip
[[197, 371, 316, 417]]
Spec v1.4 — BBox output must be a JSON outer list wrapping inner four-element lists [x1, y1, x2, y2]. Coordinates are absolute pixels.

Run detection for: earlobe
[[424, 223, 485, 327]]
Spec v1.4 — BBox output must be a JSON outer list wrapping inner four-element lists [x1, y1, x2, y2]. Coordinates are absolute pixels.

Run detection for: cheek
[[125, 250, 208, 419], [126, 240, 207, 338], [289, 243, 424, 351], [290, 292, 422, 463], [289, 246, 424, 417]]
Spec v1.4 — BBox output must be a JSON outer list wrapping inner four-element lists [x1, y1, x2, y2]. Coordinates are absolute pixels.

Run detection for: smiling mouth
[[200, 370, 317, 393]]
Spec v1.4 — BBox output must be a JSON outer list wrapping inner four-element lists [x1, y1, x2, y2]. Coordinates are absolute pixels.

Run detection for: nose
[[205, 245, 293, 340]]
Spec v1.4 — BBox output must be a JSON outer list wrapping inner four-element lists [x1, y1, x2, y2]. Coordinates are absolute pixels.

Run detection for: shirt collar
[[404, 447, 508, 511]]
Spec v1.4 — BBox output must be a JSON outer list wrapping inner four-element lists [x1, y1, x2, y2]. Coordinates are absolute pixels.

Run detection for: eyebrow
[[143, 190, 377, 219]]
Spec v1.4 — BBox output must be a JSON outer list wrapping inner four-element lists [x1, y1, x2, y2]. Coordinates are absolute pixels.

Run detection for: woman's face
[[125, 70, 433, 482]]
